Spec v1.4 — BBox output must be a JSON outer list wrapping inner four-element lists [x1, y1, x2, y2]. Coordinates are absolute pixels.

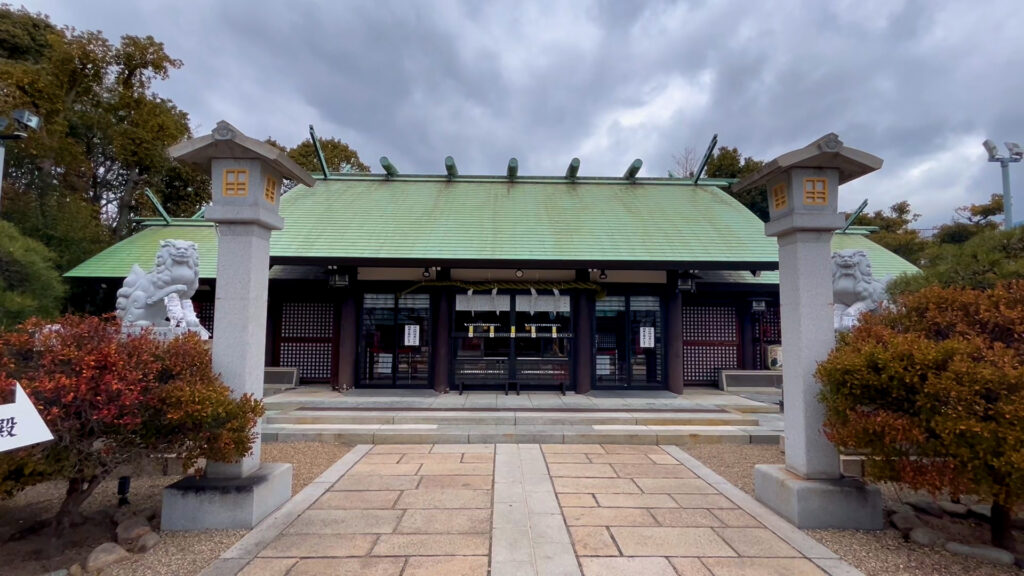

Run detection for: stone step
[[264, 410, 760, 427], [261, 423, 780, 445]]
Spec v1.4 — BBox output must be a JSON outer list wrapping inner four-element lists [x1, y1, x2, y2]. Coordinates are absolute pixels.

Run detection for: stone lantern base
[[161, 463, 292, 531], [754, 464, 883, 530]]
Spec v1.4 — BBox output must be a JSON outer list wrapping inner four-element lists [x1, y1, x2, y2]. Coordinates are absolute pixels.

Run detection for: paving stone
[[559, 493, 598, 507], [611, 464, 697, 479], [544, 453, 591, 463], [331, 475, 421, 491], [648, 453, 680, 465], [494, 482, 526, 504], [533, 541, 582, 576], [258, 534, 377, 557], [531, 513, 572, 543], [667, 558, 713, 576], [526, 490, 562, 514], [610, 527, 736, 556], [714, 528, 802, 557], [361, 454, 404, 464], [594, 493, 678, 508], [548, 463, 618, 477], [283, 509, 403, 534], [542, 444, 607, 454], [491, 527, 534, 563], [580, 557, 677, 576], [601, 445, 666, 454], [586, 454, 654, 464], [569, 527, 620, 556], [397, 509, 491, 533], [237, 558, 298, 576], [403, 556, 489, 576], [552, 477, 640, 494], [635, 478, 717, 494], [650, 508, 723, 527], [418, 462, 494, 476], [431, 444, 496, 453], [699, 558, 826, 576], [672, 494, 737, 508], [461, 453, 494, 463], [371, 444, 432, 454], [349, 463, 422, 476], [313, 490, 400, 509], [372, 534, 490, 556], [399, 453, 465, 464], [494, 502, 530, 527], [710, 509, 762, 527], [490, 561, 536, 576], [395, 489, 493, 509], [288, 557, 406, 576], [417, 475, 492, 490], [563, 507, 658, 526]]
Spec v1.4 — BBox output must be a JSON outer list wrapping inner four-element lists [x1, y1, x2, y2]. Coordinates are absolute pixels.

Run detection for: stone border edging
[[197, 445, 373, 576], [660, 445, 864, 576]]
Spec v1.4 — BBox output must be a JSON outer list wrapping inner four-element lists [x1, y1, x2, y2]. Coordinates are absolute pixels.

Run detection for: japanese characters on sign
[[404, 324, 420, 346], [639, 326, 655, 349], [0, 383, 54, 453]]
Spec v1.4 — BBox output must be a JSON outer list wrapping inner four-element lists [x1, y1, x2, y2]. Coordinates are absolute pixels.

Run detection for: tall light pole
[[983, 139, 1023, 229], [0, 109, 42, 217]]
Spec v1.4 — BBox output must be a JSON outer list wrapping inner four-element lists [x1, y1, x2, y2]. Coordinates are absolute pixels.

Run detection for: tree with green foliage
[[0, 220, 66, 328], [287, 137, 369, 174], [889, 226, 1024, 294], [705, 146, 769, 222], [851, 200, 930, 266], [932, 194, 1003, 246], [817, 281, 1024, 552], [0, 6, 202, 270]]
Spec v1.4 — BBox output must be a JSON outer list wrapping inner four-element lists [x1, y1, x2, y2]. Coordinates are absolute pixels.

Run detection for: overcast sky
[[25, 0, 1024, 227]]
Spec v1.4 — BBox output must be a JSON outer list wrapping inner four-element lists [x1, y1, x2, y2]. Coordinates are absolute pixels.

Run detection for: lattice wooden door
[[278, 302, 335, 383], [681, 305, 740, 384], [752, 306, 782, 370]]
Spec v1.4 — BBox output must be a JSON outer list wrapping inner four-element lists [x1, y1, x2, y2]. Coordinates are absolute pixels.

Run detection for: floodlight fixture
[[11, 109, 41, 131], [984, 139, 1000, 160], [1007, 141, 1023, 159]]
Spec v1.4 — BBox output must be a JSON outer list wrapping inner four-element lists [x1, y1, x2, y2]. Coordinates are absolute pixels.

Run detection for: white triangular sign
[[0, 383, 54, 452]]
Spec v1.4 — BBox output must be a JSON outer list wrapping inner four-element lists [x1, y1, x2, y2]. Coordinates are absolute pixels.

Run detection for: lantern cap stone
[[733, 133, 883, 192], [168, 121, 316, 187]]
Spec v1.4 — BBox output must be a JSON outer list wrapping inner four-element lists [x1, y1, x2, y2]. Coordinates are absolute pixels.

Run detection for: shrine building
[[65, 158, 917, 393]]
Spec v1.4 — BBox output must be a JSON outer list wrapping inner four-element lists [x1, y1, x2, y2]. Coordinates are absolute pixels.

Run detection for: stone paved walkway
[[203, 444, 860, 576]]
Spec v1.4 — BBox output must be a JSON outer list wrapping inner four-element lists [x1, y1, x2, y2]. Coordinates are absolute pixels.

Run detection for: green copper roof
[[65, 224, 219, 279], [66, 175, 915, 282], [698, 231, 919, 285], [269, 176, 777, 266]]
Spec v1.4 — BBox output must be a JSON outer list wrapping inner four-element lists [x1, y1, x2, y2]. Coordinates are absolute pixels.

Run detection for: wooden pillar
[[665, 270, 684, 394], [573, 269, 594, 394], [431, 270, 452, 393], [338, 290, 358, 390], [740, 305, 755, 370]]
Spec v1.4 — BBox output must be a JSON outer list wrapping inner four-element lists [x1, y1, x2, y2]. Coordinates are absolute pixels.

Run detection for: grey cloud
[[26, 0, 1024, 226]]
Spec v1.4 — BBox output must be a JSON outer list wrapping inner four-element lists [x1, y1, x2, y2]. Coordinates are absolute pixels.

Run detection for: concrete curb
[[198, 444, 372, 576], [661, 445, 865, 576]]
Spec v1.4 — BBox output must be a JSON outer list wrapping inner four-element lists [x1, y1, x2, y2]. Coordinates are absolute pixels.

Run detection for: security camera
[[1006, 141, 1024, 159], [983, 139, 1001, 160]]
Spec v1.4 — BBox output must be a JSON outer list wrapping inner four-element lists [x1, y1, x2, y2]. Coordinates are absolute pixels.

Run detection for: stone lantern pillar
[[160, 121, 316, 530], [732, 133, 884, 529]]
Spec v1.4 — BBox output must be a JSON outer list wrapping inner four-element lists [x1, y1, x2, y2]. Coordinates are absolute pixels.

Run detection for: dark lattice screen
[[194, 300, 215, 335], [279, 302, 335, 382], [752, 306, 782, 370], [681, 305, 739, 384]]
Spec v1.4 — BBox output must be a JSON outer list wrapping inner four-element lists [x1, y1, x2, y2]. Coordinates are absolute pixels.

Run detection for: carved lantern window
[[222, 169, 249, 197], [771, 183, 788, 210], [802, 178, 828, 205], [264, 175, 278, 204]]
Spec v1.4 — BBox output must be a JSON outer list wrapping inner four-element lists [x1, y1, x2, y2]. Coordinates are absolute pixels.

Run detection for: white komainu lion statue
[[115, 239, 203, 330], [832, 249, 889, 332]]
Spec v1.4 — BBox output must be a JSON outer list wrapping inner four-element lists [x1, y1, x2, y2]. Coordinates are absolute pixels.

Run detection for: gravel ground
[[682, 443, 1021, 576], [0, 442, 351, 576]]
